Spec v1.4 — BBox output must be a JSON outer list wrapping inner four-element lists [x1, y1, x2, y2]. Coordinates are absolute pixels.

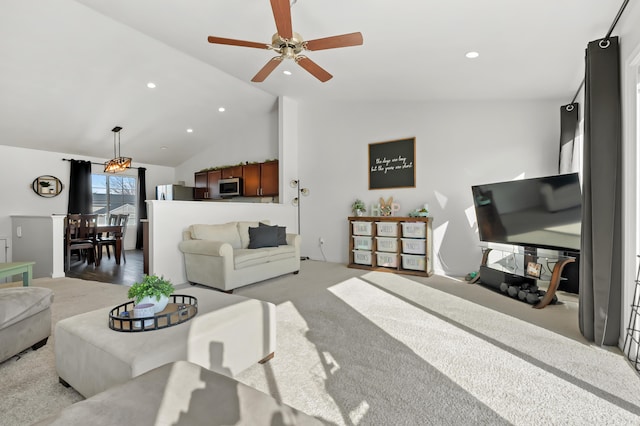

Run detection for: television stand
[[473, 245, 576, 309]]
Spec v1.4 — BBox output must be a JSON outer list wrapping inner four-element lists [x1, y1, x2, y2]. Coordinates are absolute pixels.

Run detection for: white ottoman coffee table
[[55, 286, 275, 398]]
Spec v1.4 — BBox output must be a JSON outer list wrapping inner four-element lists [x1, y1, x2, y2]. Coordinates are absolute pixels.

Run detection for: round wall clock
[[32, 175, 63, 198]]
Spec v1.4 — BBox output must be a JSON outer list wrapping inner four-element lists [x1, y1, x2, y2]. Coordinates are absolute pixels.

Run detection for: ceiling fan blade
[[207, 36, 267, 49], [270, 0, 293, 39], [251, 57, 283, 82], [305, 32, 363, 51], [296, 56, 333, 82]]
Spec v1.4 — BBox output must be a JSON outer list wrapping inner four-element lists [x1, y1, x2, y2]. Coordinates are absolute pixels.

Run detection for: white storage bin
[[401, 254, 426, 271], [401, 238, 426, 255], [376, 222, 398, 237], [375, 236, 398, 252], [352, 250, 372, 265], [401, 222, 426, 238], [353, 236, 373, 251], [352, 221, 373, 236], [376, 252, 398, 268]]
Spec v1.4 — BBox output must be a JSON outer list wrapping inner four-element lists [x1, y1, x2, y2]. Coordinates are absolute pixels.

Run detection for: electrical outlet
[[319, 237, 325, 245]]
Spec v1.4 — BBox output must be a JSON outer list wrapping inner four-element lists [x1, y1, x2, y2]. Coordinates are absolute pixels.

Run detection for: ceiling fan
[[207, 0, 363, 83]]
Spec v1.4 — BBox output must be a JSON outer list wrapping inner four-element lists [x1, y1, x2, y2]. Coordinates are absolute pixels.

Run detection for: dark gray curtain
[[67, 160, 92, 214], [135, 167, 147, 250], [579, 37, 622, 346], [559, 103, 579, 173]]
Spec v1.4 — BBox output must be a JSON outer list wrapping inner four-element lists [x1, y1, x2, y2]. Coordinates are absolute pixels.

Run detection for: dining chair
[[65, 214, 98, 271], [96, 214, 129, 264]]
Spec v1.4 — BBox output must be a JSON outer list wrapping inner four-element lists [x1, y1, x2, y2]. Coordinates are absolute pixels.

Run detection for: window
[[92, 174, 137, 224]]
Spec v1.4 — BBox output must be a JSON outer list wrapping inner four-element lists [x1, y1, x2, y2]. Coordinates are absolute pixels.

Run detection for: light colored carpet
[[2, 263, 640, 425], [233, 263, 640, 425]]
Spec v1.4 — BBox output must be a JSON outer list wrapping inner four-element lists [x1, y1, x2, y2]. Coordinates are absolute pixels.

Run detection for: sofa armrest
[[286, 233, 301, 248], [178, 240, 234, 257]]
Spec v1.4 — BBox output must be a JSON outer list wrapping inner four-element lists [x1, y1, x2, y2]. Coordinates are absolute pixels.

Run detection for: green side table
[[0, 261, 35, 287]]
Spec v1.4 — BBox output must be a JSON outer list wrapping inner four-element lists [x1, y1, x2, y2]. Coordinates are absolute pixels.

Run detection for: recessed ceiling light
[[465, 51, 479, 59], [161, 146, 167, 150], [283, 70, 292, 76], [218, 107, 225, 112], [186, 128, 193, 133], [147, 82, 157, 88]]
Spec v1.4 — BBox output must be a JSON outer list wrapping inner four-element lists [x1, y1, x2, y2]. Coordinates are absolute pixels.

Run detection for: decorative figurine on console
[[371, 197, 400, 216]]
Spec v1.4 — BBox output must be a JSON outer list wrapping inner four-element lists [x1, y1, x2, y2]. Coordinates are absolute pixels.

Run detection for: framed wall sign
[[368, 137, 415, 190], [32, 175, 63, 198]]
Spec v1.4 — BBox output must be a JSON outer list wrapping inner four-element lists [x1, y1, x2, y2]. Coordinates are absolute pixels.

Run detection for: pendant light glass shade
[[104, 126, 132, 173]]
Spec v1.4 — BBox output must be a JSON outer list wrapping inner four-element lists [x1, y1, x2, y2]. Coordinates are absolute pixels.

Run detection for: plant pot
[[138, 295, 169, 313], [132, 303, 155, 328]]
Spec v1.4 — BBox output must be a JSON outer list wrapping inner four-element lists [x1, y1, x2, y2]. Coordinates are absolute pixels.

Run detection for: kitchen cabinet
[[194, 160, 278, 199], [194, 172, 207, 199], [242, 160, 278, 197], [206, 170, 221, 199], [221, 166, 243, 179], [194, 170, 221, 199]]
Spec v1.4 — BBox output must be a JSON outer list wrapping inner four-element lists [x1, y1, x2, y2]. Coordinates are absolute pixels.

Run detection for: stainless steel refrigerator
[[156, 185, 194, 200]]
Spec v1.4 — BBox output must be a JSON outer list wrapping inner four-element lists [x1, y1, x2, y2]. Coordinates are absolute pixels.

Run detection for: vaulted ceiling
[[0, 0, 621, 166]]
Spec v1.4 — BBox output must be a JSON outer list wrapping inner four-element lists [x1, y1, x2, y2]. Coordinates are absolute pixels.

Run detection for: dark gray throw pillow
[[248, 226, 279, 249], [259, 222, 287, 245]]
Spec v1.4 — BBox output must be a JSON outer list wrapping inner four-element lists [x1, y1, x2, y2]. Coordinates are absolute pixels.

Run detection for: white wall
[[296, 100, 562, 276], [0, 144, 175, 259], [614, 0, 640, 348], [0, 97, 563, 279], [174, 105, 279, 187]]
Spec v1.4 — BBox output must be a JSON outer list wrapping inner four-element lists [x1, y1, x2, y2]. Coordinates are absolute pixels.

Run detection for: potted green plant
[[352, 199, 366, 216], [127, 275, 175, 313]]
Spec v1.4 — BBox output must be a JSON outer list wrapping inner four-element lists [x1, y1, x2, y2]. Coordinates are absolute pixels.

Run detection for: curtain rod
[[62, 158, 142, 170], [569, 0, 629, 105]]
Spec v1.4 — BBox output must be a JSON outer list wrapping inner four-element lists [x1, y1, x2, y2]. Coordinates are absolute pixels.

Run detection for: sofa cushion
[[234, 245, 296, 269], [0, 287, 54, 329], [258, 222, 287, 245], [248, 226, 279, 249], [237, 221, 263, 249], [190, 223, 241, 249]]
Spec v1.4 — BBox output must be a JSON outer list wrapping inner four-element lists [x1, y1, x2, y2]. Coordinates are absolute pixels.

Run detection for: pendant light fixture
[[104, 126, 132, 173]]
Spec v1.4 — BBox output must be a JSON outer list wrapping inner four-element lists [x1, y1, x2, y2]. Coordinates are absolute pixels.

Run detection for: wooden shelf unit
[[347, 216, 433, 277]]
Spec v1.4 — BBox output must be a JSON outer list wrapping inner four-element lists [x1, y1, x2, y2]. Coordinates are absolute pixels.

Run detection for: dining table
[[95, 225, 124, 266]]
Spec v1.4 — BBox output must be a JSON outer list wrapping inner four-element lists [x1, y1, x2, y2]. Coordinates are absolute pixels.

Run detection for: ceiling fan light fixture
[[207, 0, 363, 83], [104, 126, 132, 173]]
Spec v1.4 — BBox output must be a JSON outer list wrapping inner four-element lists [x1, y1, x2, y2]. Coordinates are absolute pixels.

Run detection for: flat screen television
[[471, 173, 581, 252]]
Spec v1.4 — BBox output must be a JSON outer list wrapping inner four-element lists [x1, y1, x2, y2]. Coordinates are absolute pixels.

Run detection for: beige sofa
[[178, 221, 300, 292], [0, 287, 53, 363]]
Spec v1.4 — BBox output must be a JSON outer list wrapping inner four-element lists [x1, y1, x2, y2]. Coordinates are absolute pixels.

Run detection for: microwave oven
[[219, 177, 243, 197]]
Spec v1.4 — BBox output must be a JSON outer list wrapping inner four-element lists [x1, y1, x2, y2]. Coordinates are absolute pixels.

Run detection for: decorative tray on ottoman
[[108, 294, 198, 332]]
